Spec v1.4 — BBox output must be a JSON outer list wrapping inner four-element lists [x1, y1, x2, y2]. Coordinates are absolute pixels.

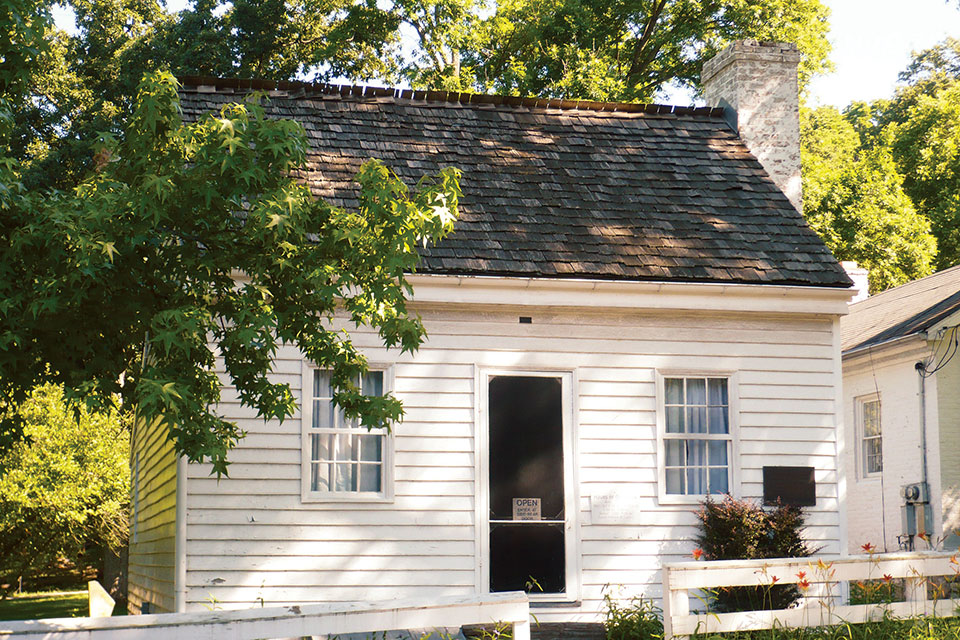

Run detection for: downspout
[[915, 333, 932, 543], [916, 335, 930, 493], [918, 372, 930, 490], [174, 455, 188, 612]]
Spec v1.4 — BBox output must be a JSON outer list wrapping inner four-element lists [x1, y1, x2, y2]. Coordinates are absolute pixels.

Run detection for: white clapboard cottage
[[842, 265, 960, 554], [128, 41, 854, 620]]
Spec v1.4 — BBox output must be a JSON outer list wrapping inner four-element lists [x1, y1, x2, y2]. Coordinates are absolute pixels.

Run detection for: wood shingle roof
[[179, 78, 852, 288]]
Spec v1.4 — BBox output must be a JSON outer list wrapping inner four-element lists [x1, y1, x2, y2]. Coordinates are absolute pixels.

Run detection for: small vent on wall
[[519, 317, 532, 324]]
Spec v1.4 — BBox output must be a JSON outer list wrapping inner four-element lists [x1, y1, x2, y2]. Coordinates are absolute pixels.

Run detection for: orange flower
[[882, 574, 893, 583], [796, 571, 807, 580], [771, 575, 780, 584], [918, 531, 929, 541], [798, 578, 811, 590], [951, 555, 958, 566], [861, 543, 876, 554], [692, 548, 704, 560]]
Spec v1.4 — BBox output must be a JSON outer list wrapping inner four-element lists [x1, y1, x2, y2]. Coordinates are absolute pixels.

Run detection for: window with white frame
[[860, 396, 882, 477], [305, 369, 387, 495], [662, 376, 732, 496]]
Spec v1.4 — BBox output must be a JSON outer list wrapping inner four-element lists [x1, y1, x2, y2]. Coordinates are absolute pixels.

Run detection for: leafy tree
[[892, 82, 960, 270], [468, 0, 833, 101], [0, 384, 129, 595], [1, 71, 461, 473], [800, 106, 936, 292]]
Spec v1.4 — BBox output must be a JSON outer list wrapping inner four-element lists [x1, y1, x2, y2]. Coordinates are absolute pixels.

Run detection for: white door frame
[[474, 367, 580, 603]]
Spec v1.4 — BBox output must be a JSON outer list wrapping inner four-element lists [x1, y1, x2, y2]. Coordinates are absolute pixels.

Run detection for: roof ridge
[[178, 75, 724, 118]]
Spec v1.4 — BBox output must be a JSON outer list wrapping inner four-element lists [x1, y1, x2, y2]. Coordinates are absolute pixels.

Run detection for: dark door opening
[[488, 375, 565, 594]]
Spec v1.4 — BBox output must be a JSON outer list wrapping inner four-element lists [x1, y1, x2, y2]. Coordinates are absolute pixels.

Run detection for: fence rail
[[662, 551, 960, 639], [0, 591, 530, 640]]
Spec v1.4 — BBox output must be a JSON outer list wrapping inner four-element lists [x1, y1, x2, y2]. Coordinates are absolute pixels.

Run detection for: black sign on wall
[[762, 466, 816, 507]]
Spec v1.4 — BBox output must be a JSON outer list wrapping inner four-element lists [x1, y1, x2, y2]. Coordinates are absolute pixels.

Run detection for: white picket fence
[[0, 591, 530, 640], [662, 551, 960, 638]]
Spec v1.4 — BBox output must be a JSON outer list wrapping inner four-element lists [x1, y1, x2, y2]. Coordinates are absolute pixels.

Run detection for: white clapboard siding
[[128, 418, 178, 614], [182, 304, 842, 621]]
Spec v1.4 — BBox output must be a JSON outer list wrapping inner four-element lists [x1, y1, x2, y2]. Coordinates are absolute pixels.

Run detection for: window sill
[[301, 492, 393, 504], [530, 600, 581, 609], [657, 493, 725, 506]]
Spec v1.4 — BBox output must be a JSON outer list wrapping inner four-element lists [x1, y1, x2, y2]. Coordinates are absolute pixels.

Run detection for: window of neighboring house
[[304, 368, 390, 499], [860, 396, 882, 478], [662, 376, 733, 496]]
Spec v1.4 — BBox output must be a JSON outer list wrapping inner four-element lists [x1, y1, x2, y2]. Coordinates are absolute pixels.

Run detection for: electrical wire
[[920, 325, 960, 378]]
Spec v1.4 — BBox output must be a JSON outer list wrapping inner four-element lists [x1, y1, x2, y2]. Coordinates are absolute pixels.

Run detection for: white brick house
[[842, 265, 960, 553]]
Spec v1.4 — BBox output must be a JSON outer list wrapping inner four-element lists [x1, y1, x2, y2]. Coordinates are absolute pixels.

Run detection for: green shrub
[[694, 496, 816, 613], [603, 588, 663, 640]]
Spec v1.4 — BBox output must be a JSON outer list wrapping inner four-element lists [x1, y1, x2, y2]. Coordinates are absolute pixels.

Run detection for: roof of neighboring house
[[842, 264, 960, 353], [178, 77, 852, 288]]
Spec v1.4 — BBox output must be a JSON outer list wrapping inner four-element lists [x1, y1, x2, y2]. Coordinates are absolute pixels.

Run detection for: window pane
[[359, 434, 382, 462], [314, 370, 332, 398], [708, 378, 728, 405], [865, 438, 882, 474], [666, 468, 684, 494], [686, 378, 706, 404], [708, 440, 728, 466], [863, 401, 881, 436], [359, 464, 382, 492], [687, 467, 707, 494], [335, 463, 357, 492], [666, 407, 684, 433], [687, 406, 707, 433], [314, 399, 334, 429], [665, 378, 684, 404], [665, 439, 684, 466], [336, 434, 357, 461], [363, 371, 384, 397], [708, 407, 729, 434], [311, 433, 332, 462], [311, 463, 330, 492], [686, 440, 707, 466], [709, 468, 729, 495]]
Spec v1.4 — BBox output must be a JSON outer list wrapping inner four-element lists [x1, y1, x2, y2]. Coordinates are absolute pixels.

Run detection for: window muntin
[[663, 376, 731, 496], [861, 397, 882, 477], [307, 370, 385, 494]]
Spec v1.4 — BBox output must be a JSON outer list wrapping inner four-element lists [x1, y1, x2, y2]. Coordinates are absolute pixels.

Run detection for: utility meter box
[[901, 482, 930, 504]]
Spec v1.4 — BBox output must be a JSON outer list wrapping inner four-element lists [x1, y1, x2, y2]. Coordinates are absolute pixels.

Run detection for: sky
[[808, 0, 960, 108], [52, 0, 960, 108]]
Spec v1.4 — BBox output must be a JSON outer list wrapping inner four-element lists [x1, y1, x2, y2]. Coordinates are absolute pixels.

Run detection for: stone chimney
[[842, 261, 870, 302], [701, 40, 803, 212]]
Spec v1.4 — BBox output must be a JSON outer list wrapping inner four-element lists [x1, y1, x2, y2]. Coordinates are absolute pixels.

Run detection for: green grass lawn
[[0, 591, 88, 621]]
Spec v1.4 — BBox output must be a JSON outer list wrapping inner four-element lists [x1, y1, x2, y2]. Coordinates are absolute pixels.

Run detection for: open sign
[[512, 497, 541, 521]]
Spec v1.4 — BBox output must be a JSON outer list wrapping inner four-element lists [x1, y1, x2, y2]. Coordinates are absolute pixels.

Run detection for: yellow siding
[[127, 417, 178, 614], [939, 354, 960, 546]]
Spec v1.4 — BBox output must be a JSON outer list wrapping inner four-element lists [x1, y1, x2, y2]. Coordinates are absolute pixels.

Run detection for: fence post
[[662, 565, 689, 640], [512, 617, 531, 640], [905, 572, 927, 616]]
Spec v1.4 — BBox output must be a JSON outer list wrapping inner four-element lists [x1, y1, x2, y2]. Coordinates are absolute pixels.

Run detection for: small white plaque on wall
[[591, 491, 644, 524]]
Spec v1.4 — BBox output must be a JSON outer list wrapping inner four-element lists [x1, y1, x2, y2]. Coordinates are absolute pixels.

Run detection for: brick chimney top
[[701, 40, 803, 212]]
